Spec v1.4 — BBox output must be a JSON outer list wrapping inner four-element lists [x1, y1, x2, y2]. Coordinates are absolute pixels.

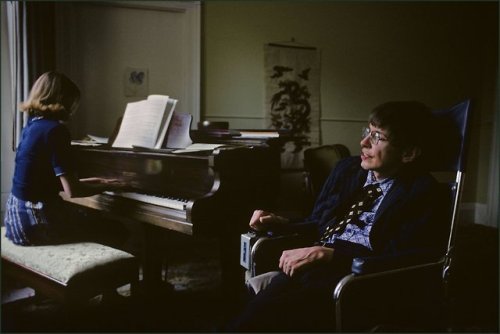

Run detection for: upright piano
[[61, 142, 281, 290]]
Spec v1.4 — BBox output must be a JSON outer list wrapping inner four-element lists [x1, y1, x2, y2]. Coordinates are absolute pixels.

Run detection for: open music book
[[112, 95, 178, 149]]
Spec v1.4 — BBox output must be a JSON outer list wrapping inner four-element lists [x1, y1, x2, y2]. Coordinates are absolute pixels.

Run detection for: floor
[[1, 223, 498, 332]]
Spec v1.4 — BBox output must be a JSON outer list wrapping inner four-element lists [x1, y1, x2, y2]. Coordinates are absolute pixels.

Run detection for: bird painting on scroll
[[264, 43, 321, 169]]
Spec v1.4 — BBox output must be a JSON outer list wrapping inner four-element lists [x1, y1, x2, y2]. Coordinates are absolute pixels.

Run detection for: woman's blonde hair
[[19, 71, 80, 119]]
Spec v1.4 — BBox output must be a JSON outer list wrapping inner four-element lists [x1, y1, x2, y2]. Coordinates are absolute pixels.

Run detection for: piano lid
[[71, 145, 280, 201], [72, 146, 217, 199]]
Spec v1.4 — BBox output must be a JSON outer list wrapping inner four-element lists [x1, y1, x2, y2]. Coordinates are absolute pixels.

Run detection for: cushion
[[1, 227, 136, 287]]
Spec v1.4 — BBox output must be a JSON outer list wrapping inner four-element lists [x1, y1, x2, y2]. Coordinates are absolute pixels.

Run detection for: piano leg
[[140, 224, 174, 296]]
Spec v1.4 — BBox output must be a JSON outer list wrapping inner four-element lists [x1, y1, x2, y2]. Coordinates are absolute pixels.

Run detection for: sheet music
[[155, 98, 178, 148], [112, 97, 169, 149], [87, 134, 109, 144]]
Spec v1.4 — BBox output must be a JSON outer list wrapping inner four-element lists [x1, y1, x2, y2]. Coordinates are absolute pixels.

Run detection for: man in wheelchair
[[226, 101, 449, 331]]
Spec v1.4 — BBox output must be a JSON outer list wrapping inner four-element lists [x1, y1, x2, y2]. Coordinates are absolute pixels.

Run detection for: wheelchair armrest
[[246, 225, 317, 276], [351, 251, 441, 275], [250, 233, 310, 276], [253, 233, 311, 261]]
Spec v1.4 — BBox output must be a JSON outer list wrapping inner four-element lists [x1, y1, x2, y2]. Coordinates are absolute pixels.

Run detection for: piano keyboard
[[103, 191, 189, 211]]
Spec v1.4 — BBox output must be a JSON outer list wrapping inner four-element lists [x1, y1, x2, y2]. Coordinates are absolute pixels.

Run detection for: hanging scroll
[[264, 41, 321, 169]]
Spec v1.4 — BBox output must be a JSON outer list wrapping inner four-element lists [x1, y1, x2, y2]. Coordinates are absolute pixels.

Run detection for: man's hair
[[19, 71, 80, 120], [368, 101, 432, 153]]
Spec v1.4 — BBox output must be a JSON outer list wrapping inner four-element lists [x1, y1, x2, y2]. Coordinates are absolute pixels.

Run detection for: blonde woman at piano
[[4, 71, 127, 246]]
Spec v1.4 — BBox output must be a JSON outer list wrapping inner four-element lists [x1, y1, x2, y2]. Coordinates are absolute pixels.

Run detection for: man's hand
[[279, 246, 334, 277], [249, 209, 289, 231]]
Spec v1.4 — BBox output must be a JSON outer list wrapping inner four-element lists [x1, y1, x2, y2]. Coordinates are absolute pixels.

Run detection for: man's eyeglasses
[[361, 127, 389, 145]]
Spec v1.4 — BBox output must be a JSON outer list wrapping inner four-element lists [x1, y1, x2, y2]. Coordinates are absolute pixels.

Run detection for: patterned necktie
[[319, 183, 383, 243]]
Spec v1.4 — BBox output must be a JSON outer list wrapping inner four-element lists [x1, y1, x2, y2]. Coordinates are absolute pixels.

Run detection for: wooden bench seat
[[1, 227, 138, 305]]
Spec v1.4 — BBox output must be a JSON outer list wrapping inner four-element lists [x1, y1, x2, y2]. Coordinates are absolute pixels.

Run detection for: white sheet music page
[[112, 96, 169, 148], [153, 96, 178, 149]]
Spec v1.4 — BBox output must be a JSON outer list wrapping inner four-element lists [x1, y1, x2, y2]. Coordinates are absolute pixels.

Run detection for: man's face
[[360, 124, 404, 180]]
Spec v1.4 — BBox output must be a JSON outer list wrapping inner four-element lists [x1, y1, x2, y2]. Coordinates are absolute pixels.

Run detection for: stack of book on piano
[[237, 130, 280, 139]]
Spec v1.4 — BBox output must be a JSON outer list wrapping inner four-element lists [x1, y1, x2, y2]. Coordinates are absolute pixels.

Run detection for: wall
[[55, 1, 201, 140], [202, 1, 498, 226]]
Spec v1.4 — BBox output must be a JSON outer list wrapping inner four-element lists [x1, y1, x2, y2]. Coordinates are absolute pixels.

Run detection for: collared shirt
[[327, 170, 394, 249]]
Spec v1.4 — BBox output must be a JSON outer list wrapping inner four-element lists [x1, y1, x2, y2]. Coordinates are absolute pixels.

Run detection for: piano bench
[[1, 227, 139, 305]]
